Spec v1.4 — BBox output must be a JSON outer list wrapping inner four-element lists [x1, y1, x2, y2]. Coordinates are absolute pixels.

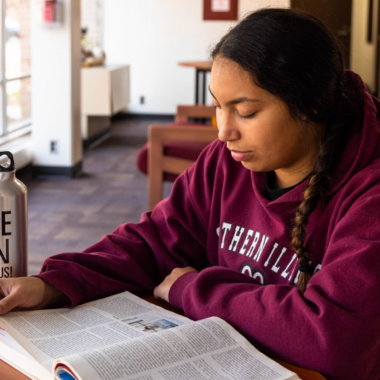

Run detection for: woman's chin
[[240, 160, 266, 172]]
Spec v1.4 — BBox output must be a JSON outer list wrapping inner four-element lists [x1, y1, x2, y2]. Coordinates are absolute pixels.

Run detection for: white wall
[[103, 0, 290, 115], [350, 0, 378, 92], [31, 0, 82, 168]]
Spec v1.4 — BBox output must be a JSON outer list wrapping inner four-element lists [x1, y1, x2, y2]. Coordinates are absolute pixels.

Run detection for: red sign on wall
[[203, 0, 238, 21], [43, 2, 56, 22]]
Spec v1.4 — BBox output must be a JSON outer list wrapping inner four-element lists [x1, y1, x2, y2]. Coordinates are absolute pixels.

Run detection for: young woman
[[0, 8, 379, 380]]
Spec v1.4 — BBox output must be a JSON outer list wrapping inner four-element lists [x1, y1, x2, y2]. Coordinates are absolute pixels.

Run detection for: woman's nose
[[217, 111, 240, 142]]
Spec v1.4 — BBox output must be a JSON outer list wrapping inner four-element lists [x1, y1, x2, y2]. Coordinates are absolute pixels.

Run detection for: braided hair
[[211, 8, 355, 293]]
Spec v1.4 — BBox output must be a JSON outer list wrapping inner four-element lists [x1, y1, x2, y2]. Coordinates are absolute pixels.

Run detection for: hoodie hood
[[331, 70, 380, 194], [251, 70, 380, 206]]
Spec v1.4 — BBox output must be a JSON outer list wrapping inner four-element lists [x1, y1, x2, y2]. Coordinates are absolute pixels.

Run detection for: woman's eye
[[213, 104, 221, 109], [238, 112, 256, 119]]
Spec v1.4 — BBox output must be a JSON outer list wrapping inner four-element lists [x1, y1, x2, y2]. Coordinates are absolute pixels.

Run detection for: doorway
[[291, 0, 353, 68]]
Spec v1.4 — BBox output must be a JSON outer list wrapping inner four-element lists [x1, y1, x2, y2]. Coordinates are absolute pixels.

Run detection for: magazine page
[[0, 291, 192, 379], [0, 340, 52, 380], [0, 326, 52, 380], [55, 317, 300, 380], [0, 323, 35, 359]]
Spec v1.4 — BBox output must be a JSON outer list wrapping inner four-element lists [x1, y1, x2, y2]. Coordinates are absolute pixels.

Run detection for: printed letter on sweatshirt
[[281, 253, 297, 279], [264, 242, 279, 267], [239, 229, 254, 255], [220, 222, 232, 249], [246, 232, 260, 257], [271, 247, 287, 273], [228, 225, 245, 252], [314, 264, 322, 274], [253, 235, 269, 262]]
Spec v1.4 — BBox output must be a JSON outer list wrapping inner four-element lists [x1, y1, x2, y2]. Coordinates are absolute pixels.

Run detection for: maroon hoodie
[[37, 72, 380, 380]]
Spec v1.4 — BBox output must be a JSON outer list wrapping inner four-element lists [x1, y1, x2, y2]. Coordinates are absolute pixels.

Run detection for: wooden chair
[[136, 104, 217, 209], [148, 125, 218, 210], [175, 104, 217, 123]]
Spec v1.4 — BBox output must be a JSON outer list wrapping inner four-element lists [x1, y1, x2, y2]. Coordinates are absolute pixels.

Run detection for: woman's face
[[210, 57, 321, 188]]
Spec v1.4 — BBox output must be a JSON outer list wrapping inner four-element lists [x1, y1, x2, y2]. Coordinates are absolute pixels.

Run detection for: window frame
[[0, 0, 32, 138]]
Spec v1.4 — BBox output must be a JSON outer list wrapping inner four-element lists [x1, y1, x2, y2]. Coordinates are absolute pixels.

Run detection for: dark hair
[[212, 8, 355, 293]]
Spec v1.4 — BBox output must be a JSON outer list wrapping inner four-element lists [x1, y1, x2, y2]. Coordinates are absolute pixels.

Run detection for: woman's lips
[[230, 150, 253, 161]]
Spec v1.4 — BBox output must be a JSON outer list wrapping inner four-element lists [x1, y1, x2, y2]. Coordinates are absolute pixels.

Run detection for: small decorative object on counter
[[81, 27, 106, 67], [0, 152, 27, 278]]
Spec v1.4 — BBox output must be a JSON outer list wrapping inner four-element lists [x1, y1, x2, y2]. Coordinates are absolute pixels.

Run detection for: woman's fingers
[[154, 267, 198, 303], [0, 277, 64, 315], [0, 289, 24, 314]]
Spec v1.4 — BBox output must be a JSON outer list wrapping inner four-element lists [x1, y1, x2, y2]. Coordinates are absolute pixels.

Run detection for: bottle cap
[[0, 151, 15, 172]]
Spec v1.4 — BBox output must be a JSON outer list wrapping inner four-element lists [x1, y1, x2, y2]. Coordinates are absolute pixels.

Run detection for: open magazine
[[0, 291, 301, 380]]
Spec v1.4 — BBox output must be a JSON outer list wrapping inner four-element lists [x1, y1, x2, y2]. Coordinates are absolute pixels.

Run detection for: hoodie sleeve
[[168, 180, 380, 380], [34, 141, 221, 308]]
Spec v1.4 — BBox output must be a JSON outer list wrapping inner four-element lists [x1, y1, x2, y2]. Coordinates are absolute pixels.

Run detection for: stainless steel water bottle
[[0, 151, 27, 278]]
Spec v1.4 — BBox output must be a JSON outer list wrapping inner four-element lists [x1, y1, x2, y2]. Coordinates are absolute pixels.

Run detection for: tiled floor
[[22, 116, 174, 275]]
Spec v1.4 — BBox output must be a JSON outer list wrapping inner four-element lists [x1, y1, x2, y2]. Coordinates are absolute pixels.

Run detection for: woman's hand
[[154, 267, 198, 303], [0, 277, 68, 315]]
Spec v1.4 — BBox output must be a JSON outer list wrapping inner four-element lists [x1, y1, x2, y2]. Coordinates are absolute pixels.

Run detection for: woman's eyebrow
[[208, 86, 261, 105]]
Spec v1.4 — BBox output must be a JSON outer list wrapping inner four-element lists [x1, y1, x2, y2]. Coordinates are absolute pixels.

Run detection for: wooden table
[[0, 361, 30, 380], [178, 61, 212, 105], [0, 295, 327, 380]]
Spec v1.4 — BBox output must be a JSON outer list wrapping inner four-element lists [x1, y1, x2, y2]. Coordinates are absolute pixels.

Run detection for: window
[[81, 0, 103, 49], [1, 0, 31, 136]]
